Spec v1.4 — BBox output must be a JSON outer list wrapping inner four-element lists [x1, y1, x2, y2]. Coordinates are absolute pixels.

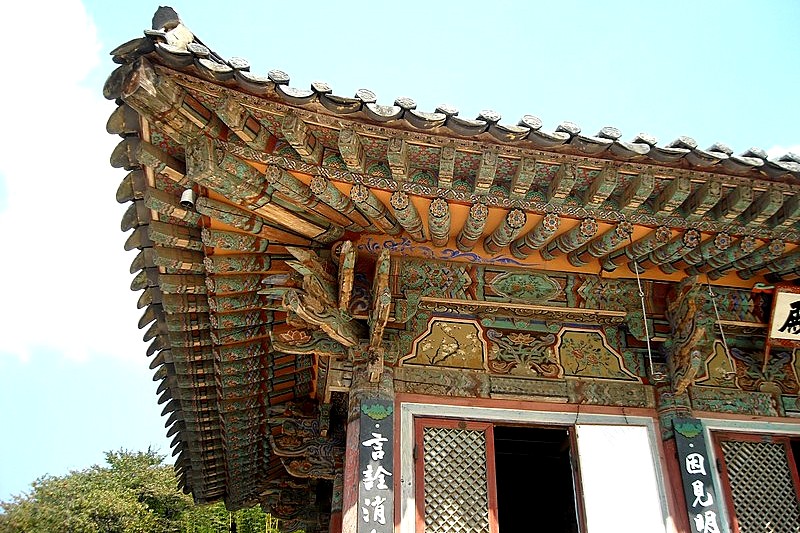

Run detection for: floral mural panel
[[486, 329, 562, 378], [558, 329, 640, 382], [402, 318, 487, 370]]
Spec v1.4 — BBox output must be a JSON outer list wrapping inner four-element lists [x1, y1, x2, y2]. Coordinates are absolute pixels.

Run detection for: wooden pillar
[[341, 361, 395, 533], [655, 383, 692, 533]]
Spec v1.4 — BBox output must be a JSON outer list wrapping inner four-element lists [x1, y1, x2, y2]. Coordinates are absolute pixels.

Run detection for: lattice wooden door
[[715, 433, 800, 533], [414, 419, 499, 533]]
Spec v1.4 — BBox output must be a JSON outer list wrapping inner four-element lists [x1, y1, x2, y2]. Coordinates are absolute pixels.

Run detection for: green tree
[[0, 449, 287, 533]]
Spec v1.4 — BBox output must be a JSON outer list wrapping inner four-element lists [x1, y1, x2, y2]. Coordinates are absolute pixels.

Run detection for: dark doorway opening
[[494, 426, 579, 532]]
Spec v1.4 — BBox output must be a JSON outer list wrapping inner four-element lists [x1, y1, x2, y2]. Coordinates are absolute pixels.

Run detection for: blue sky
[[1, 0, 798, 502]]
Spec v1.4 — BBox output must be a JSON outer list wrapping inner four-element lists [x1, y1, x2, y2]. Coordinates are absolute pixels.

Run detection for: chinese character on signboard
[[768, 285, 800, 348], [673, 418, 722, 533], [357, 400, 393, 533]]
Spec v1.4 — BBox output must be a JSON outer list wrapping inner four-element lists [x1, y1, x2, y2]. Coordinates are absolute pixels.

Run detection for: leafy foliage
[[0, 449, 285, 533]]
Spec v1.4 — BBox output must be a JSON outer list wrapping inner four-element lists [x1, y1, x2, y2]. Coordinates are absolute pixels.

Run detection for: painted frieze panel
[[693, 340, 738, 389], [409, 169, 436, 186], [393, 366, 490, 398], [781, 393, 800, 416], [484, 269, 562, 303], [452, 150, 480, 185], [359, 135, 389, 161], [402, 318, 487, 370], [150, 129, 184, 158], [322, 149, 348, 170], [557, 329, 641, 382], [689, 386, 778, 416], [405, 143, 440, 172], [486, 328, 561, 378], [730, 345, 799, 395], [366, 161, 392, 179], [303, 123, 339, 151], [395, 258, 473, 299], [488, 375, 569, 400], [490, 155, 517, 196], [566, 378, 655, 408], [573, 277, 650, 312]]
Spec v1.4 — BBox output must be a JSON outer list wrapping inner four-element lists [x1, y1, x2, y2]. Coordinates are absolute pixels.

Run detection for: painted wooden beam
[[474, 149, 498, 195], [766, 194, 800, 229], [583, 165, 618, 208], [712, 240, 784, 280], [281, 112, 323, 164], [711, 185, 753, 221], [121, 59, 222, 144], [636, 230, 700, 270], [195, 196, 311, 246], [546, 163, 576, 204], [568, 221, 633, 266], [185, 136, 269, 207], [203, 254, 275, 275], [149, 220, 203, 251], [652, 176, 691, 215], [428, 198, 451, 247], [680, 179, 721, 221], [152, 247, 205, 274], [369, 251, 392, 352], [740, 189, 784, 226], [390, 191, 426, 242], [510, 157, 537, 200], [337, 128, 366, 173], [387, 137, 409, 181], [663, 233, 731, 273], [689, 236, 758, 275], [264, 165, 354, 229], [620, 172, 655, 214], [337, 241, 356, 312], [201, 228, 271, 253], [455, 202, 489, 252], [144, 187, 200, 226], [601, 226, 671, 272], [215, 96, 274, 152], [309, 176, 372, 230], [350, 184, 401, 235], [186, 137, 338, 240], [438, 145, 456, 189], [510, 213, 560, 258], [484, 208, 527, 253], [136, 141, 187, 185], [741, 249, 800, 280], [540, 217, 597, 260]]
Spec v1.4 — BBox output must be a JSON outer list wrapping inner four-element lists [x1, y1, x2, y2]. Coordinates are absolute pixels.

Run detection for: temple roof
[[109, 9, 800, 183], [103, 6, 800, 526]]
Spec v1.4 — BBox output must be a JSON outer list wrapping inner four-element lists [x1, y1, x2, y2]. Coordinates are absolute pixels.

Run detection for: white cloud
[[0, 1, 145, 362]]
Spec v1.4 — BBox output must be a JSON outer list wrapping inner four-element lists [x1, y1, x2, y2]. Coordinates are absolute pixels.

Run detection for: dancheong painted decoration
[[104, 7, 800, 533]]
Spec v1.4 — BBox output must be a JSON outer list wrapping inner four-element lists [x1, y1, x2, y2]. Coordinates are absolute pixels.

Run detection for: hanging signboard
[[357, 400, 394, 533], [767, 284, 800, 348], [674, 418, 723, 533]]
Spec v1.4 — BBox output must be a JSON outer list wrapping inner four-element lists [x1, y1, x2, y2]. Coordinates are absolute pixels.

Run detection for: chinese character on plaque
[[357, 400, 393, 533], [768, 285, 800, 348], [673, 418, 722, 533]]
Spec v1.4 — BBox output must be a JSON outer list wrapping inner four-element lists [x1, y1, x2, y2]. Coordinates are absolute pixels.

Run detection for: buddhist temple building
[[104, 7, 800, 532]]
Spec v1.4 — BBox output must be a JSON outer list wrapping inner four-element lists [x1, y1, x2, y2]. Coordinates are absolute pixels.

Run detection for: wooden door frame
[[413, 418, 498, 533], [712, 431, 800, 533]]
